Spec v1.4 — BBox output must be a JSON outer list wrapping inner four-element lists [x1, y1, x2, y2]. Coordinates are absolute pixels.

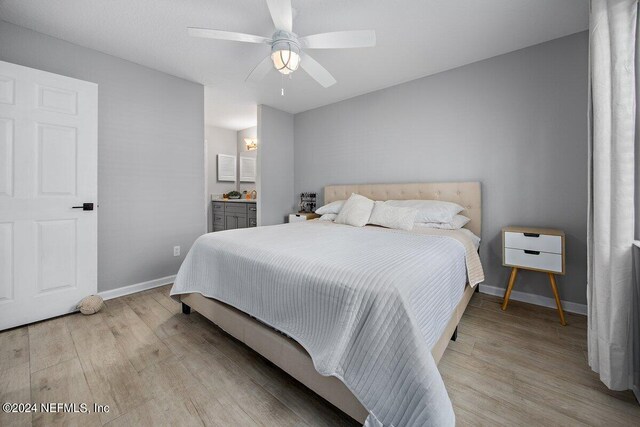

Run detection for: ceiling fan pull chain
[[281, 73, 285, 96]]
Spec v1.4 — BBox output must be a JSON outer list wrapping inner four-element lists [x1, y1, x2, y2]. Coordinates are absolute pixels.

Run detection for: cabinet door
[[225, 214, 238, 230], [236, 215, 248, 229]]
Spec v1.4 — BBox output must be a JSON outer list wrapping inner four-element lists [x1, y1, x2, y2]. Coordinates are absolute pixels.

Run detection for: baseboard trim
[[633, 385, 640, 404], [479, 283, 587, 315], [98, 275, 176, 301]]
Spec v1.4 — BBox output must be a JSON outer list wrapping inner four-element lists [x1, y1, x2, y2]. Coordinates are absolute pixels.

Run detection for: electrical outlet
[[173, 246, 180, 257]]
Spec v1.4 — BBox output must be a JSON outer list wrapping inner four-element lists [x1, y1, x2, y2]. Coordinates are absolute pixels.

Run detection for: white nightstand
[[289, 212, 320, 223], [501, 226, 566, 325]]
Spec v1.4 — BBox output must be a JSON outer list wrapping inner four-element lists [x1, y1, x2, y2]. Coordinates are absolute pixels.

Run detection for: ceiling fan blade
[[246, 55, 274, 82], [187, 27, 270, 44], [265, 0, 292, 32], [300, 53, 336, 88], [300, 30, 376, 49]]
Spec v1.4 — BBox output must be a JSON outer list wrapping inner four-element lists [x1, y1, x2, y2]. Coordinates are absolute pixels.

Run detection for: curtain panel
[[587, 0, 638, 393]]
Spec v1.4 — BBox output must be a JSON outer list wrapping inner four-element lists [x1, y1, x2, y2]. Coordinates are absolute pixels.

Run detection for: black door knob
[[72, 203, 94, 211]]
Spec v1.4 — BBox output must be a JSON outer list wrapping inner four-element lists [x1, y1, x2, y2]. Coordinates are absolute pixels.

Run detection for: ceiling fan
[[187, 0, 376, 88]]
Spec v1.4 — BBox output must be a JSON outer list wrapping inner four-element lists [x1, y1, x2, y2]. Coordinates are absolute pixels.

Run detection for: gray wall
[[206, 125, 238, 198], [294, 32, 589, 305], [205, 125, 237, 231], [0, 21, 206, 292], [258, 105, 295, 226], [237, 126, 258, 193]]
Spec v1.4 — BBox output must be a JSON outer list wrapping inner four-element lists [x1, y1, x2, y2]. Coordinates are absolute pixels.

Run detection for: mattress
[[171, 221, 484, 426]]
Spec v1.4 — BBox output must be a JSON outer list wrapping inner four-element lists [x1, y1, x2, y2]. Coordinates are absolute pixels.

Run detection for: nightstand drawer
[[504, 248, 563, 273], [504, 231, 562, 254], [289, 214, 308, 223], [289, 213, 319, 223]]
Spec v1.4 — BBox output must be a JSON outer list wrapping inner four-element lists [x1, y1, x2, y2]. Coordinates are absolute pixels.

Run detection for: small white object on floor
[[76, 295, 105, 315]]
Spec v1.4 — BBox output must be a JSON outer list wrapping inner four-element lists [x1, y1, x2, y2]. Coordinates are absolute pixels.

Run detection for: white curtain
[[587, 0, 638, 391]]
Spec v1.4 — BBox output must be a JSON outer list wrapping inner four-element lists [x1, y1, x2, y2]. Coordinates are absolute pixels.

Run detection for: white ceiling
[[0, 0, 588, 130]]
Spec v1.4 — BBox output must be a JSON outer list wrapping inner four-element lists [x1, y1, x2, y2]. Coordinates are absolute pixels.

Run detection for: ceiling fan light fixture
[[188, 0, 376, 88], [271, 40, 300, 75]]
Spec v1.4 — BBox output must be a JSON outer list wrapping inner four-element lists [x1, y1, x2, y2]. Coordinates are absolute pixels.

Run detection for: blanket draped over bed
[[171, 221, 484, 426]]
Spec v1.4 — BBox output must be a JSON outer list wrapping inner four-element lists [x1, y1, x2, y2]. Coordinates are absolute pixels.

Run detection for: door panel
[[38, 124, 77, 195], [0, 76, 14, 104], [37, 85, 78, 115], [37, 219, 77, 293], [0, 60, 97, 330], [0, 118, 12, 197], [0, 222, 13, 302]]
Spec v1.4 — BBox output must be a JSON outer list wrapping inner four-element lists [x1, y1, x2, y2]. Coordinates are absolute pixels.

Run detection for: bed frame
[[180, 181, 482, 423]]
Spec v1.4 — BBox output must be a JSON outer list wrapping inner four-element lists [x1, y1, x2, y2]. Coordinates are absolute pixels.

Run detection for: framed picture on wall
[[239, 156, 256, 182], [217, 154, 236, 182]]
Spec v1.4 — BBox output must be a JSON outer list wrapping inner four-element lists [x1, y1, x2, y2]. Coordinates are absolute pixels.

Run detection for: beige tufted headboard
[[324, 182, 482, 236]]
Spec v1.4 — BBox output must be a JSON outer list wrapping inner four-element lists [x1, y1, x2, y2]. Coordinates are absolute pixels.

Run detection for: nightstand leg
[[548, 273, 567, 326], [502, 267, 518, 311]]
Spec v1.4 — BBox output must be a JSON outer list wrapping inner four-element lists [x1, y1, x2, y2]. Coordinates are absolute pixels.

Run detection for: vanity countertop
[[212, 198, 257, 204]]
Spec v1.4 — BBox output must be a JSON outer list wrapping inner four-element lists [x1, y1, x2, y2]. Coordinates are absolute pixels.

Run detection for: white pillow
[[385, 200, 464, 223], [334, 193, 374, 227], [414, 215, 470, 230], [318, 213, 337, 221], [368, 201, 417, 231], [315, 200, 345, 215]]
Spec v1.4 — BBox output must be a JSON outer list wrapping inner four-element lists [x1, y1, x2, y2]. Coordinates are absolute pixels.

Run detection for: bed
[[172, 182, 483, 426]]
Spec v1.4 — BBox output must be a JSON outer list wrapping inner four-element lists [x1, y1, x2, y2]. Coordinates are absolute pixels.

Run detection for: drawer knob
[[524, 250, 541, 255], [524, 232, 540, 238]]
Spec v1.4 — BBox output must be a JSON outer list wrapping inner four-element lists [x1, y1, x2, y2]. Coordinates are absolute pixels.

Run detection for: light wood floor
[[1, 286, 638, 426]]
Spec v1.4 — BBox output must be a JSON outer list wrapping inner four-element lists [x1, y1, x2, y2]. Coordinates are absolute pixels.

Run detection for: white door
[[0, 60, 98, 330]]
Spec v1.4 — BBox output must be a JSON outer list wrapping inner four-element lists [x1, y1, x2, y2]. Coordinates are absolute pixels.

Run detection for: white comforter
[[171, 221, 475, 426]]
